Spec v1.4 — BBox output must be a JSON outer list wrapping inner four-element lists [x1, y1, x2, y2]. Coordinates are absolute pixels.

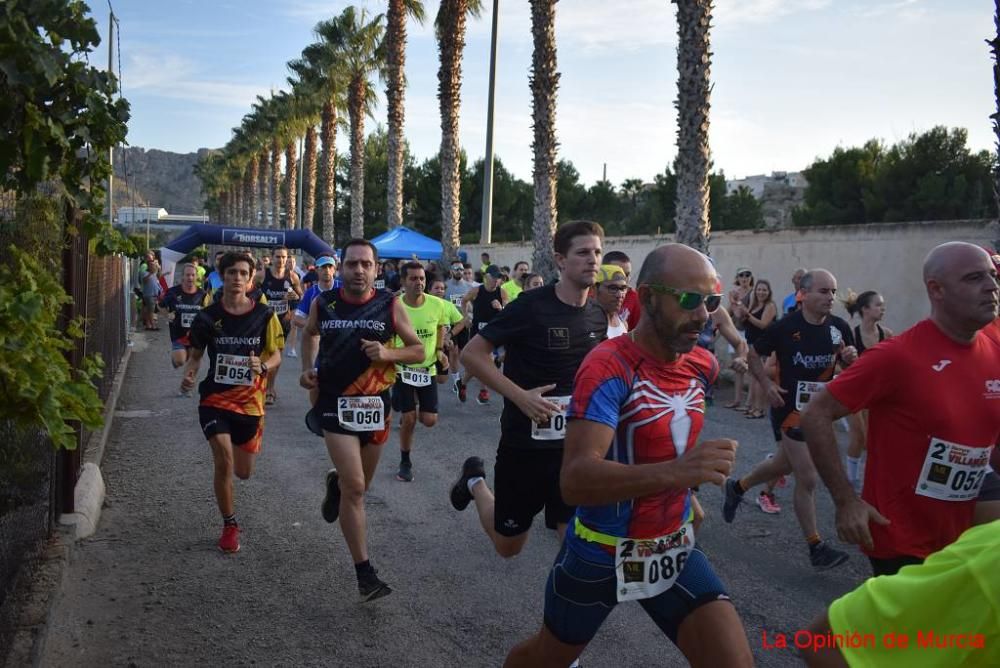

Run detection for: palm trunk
[[302, 125, 318, 235], [673, 0, 714, 253], [348, 76, 366, 239], [234, 179, 243, 225], [270, 139, 282, 229], [247, 155, 260, 227], [285, 140, 298, 229], [437, 0, 467, 263], [990, 0, 1000, 212], [259, 149, 271, 228], [218, 191, 228, 226], [386, 0, 407, 229], [529, 0, 559, 281], [321, 100, 337, 246]]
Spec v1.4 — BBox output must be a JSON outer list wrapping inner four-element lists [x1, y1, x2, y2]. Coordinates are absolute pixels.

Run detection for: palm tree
[[673, 0, 714, 253], [990, 0, 1000, 212], [317, 8, 385, 239], [436, 0, 483, 262], [529, 0, 559, 280]]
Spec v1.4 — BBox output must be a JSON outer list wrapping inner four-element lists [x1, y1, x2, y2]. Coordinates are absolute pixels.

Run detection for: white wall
[[462, 220, 998, 333]]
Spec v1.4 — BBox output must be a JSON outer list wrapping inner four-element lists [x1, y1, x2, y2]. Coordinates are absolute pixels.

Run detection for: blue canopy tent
[[158, 223, 335, 285], [370, 226, 443, 261]]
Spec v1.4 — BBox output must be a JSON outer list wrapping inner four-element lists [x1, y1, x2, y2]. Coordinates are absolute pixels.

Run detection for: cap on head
[[595, 264, 627, 284], [315, 256, 337, 268], [485, 265, 502, 278]]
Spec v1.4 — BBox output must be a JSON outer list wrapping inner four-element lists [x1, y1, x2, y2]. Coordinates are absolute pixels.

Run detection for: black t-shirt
[[161, 285, 209, 341], [478, 284, 608, 450], [315, 288, 397, 399], [753, 310, 854, 414]]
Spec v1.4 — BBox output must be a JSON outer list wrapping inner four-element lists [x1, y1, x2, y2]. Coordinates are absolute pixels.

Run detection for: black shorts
[[769, 406, 804, 442], [978, 470, 1000, 501], [198, 406, 263, 453], [314, 391, 391, 446], [494, 446, 573, 537], [868, 554, 923, 577], [391, 376, 439, 414]]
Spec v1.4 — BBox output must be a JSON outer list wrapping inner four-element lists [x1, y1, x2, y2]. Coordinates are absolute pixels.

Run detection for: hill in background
[[112, 147, 214, 215]]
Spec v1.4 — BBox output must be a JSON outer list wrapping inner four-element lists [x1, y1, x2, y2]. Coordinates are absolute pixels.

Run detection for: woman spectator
[[742, 279, 777, 419], [593, 265, 629, 338], [841, 290, 893, 491], [521, 273, 544, 291], [725, 267, 754, 410]]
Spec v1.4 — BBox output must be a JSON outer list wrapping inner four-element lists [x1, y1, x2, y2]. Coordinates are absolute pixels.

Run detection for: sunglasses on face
[[643, 284, 723, 312], [737, 272, 752, 278]]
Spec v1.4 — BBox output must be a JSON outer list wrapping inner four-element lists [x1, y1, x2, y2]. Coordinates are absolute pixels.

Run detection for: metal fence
[[0, 197, 130, 657]]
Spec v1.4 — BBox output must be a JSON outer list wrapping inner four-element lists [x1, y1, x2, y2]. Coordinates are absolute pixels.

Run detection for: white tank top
[[606, 319, 628, 339]]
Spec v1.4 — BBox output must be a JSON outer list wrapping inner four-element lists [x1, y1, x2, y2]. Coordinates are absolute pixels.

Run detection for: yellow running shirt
[[828, 520, 999, 668], [394, 294, 450, 369]]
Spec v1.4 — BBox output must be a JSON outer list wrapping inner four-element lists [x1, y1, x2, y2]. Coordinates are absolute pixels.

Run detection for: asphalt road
[[40, 329, 867, 667]]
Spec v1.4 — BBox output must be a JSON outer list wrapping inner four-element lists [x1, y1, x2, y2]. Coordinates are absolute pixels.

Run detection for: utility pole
[[108, 10, 115, 231], [480, 0, 499, 245]]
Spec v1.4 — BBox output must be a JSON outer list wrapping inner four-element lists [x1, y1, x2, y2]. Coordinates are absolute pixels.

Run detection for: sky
[[99, 0, 995, 187]]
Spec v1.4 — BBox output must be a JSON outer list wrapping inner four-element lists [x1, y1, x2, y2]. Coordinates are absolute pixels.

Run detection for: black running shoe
[[396, 460, 413, 482], [809, 541, 849, 571], [449, 456, 486, 511], [321, 469, 340, 523], [305, 407, 323, 437], [358, 569, 392, 602], [722, 477, 744, 523], [456, 379, 467, 403]]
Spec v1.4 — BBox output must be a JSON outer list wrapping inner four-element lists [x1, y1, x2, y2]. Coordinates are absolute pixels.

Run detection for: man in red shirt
[[603, 250, 641, 331], [802, 241, 1000, 576]]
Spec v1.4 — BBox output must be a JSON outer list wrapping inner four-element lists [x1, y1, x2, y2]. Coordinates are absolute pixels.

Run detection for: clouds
[[124, 49, 270, 110]]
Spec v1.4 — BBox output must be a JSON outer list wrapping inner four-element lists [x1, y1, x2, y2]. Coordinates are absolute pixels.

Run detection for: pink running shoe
[[756, 492, 781, 514], [218, 524, 241, 553]]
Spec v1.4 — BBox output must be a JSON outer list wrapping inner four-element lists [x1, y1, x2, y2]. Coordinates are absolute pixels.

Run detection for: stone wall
[[462, 219, 998, 333]]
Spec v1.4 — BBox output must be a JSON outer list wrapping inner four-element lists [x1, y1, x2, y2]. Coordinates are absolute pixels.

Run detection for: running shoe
[[722, 478, 744, 523], [476, 389, 490, 405], [321, 469, 341, 523], [756, 491, 781, 514], [450, 456, 486, 511], [357, 569, 392, 602], [456, 379, 467, 403], [809, 541, 849, 571], [218, 524, 240, 554], [765, 454, 788, 488], [396, 460, 413, 482], [286, 348, 298, 358], [451, 378, 460, 394]]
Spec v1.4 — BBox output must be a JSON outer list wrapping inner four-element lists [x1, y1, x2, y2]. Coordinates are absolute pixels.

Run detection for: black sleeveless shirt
[[854, 323, 886, 356], [315, 288, 397, 398], [261, 269, 294, 317], [471, 285, 503, 333]]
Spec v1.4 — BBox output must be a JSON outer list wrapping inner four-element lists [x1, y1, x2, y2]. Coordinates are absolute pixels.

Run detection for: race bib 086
[[214, 354, 254, 386], [615, 523, 695, 602], [916, 437, 992, 502]]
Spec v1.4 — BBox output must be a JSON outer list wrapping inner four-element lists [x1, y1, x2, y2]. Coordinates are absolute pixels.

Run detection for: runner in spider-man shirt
[[802, 242, 1000, 576], [503, 244, 752, 668]]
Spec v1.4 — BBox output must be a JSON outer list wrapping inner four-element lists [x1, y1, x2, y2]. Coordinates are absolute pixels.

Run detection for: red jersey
[[826, 319, 1000, 559], [983, 318, 1000, 345], [619, 287, 641, 331]]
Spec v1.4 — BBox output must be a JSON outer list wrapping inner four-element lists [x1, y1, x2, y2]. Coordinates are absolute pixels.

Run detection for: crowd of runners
[[143, 228, 999, 667]]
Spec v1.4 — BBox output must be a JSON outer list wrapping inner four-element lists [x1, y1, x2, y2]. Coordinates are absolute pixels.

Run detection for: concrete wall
[[462, 220, 998, 333]]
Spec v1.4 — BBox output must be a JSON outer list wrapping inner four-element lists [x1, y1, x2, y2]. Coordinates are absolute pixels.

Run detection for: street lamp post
[[480, 0, 499, 245]]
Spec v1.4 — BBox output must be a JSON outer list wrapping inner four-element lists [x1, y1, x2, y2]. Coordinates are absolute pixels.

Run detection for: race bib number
[[271, 300, 289, 315], [477, 321, 489, 331], [531, 396, 571, 440], [916, 437, 992, 502], [795, 381, 826, 411], [399, 365, 432, 387], [450, 294, 464, 307], [615, 523, 695, 602], [337, 396, 385, 432], [214, 354, 254, 386], [180, 311, 196, 328]]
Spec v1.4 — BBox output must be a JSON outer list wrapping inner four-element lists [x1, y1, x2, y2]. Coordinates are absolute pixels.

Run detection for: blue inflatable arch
[[159, 223, 335, 285]]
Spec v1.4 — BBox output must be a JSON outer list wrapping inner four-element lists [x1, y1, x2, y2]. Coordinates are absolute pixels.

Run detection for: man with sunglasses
[[722, 269, 857, 571], [504, 243, 752, 667]]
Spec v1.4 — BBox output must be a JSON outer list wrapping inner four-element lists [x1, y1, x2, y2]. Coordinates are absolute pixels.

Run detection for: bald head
[[923, 242, 991, 283], [636, 243, 715, 289]]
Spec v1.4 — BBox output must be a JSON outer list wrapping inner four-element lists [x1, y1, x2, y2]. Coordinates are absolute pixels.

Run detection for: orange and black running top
[[189, 300, 284, 416], [315, 288, 397, 398], [160, 285, 210, 342]]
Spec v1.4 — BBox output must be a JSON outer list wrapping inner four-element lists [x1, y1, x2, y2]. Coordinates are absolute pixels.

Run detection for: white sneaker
[[286, 348, 298, 358]]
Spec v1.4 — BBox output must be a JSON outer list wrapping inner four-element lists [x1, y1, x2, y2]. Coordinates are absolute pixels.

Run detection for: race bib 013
[[337, 396, 385, 432], [214, 354, 254, 386], [615, 523, 695, 602], [916, 437, 992, 502], [531, 396, 571, 440], [399, 365, 432, 387]]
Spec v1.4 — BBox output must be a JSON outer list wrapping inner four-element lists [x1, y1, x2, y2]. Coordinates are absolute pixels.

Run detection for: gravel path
[[41, 329, 866, 666]]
